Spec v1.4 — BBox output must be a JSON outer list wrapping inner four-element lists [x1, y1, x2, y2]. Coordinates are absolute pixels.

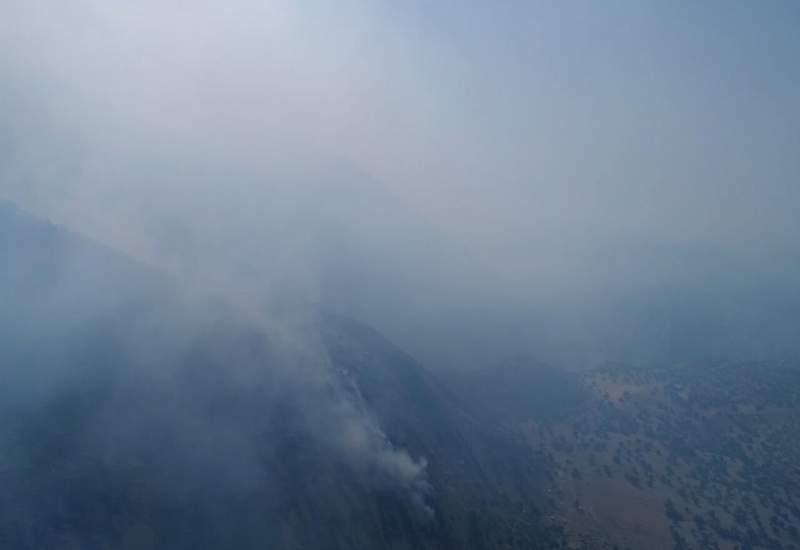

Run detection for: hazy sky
[[2, 1, 799, 367]]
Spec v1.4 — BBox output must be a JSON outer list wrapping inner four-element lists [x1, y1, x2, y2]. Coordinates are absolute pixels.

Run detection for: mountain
[[4, 201, 800, 550], [0, 200, 565, 549]]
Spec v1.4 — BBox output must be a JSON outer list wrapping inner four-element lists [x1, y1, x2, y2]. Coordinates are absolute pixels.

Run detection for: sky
[[2, 1, 799, 368]]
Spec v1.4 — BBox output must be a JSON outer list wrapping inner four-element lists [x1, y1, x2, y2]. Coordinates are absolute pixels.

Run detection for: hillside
[[0, 201, 565, 549], [5, 201, 800, 549]]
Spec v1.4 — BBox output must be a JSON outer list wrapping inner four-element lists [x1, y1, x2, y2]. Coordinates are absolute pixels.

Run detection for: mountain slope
[[0, 201, 564, 549]]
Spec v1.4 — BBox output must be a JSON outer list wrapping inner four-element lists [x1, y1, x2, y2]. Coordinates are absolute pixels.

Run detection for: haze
[[2, 1, 799, 369]]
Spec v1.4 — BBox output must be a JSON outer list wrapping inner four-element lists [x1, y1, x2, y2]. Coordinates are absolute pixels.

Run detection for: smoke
[[2, 4, 800, 365], [1, 4, 799, 546], [0, 199, 432, 529]]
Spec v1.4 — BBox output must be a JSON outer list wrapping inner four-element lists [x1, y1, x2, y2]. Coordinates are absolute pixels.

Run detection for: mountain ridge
[[0, 202, 565, 549]]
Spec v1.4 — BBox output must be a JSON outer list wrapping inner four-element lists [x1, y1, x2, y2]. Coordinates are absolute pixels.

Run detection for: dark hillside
[[0, 202, 565, 549]]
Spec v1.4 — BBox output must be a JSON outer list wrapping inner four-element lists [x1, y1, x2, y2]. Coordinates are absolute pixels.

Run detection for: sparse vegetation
[[514, 361, 800, 549]]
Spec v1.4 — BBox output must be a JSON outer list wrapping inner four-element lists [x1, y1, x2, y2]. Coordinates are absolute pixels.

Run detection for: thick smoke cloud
[[2, 5, 800, 544], [0, 199, 433, 525], [2, 0, 800, 371]]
